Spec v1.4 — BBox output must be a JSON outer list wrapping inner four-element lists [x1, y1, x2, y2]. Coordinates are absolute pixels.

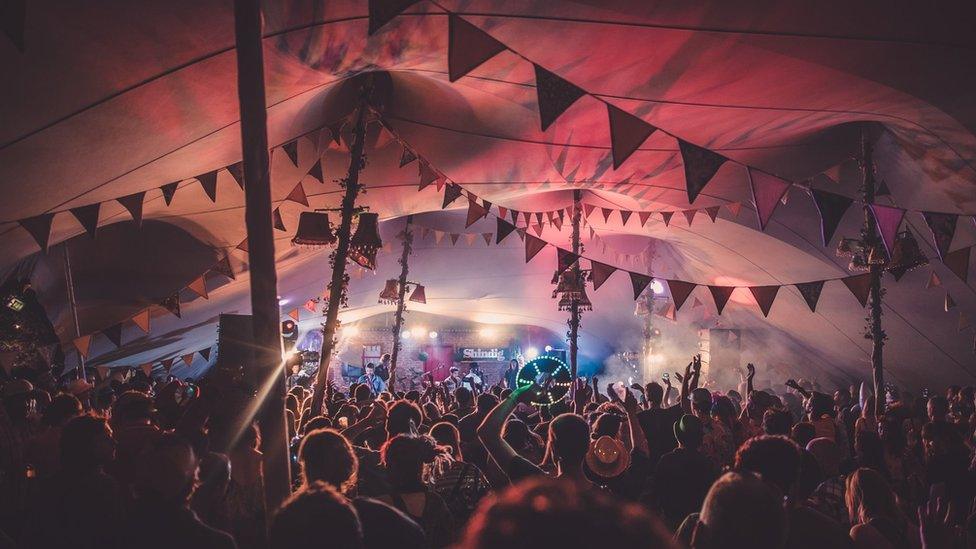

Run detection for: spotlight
[[428, 331, 438, 339], [278, 296, 288, 306], [401, 330, 412, 339], [650, 279, 665, 295], [544, 345, 553, 353], [525, 347, 539, 360], [5, 295, 24, 312]]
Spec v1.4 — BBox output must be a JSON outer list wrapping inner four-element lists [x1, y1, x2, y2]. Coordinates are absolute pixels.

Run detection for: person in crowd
[[691, 387, 734, 469], [359, 363, 388, 395], [845, 467, 918, 549], [637, 380, 683, 466], [374, 354, 392, 385], [429, 422, 490, 523], [653, 414, 717, 530], [503, 358, 520, 389], [24, 392, 81, 478], [268, 482, 363, 549], [806, 437, 849, 526], [689, 472, 789, 549], [443, 366, 463, 393]]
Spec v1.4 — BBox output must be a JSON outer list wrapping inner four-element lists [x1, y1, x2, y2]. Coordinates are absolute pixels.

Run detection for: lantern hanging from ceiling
[[292, 212, 336, 246], [349, 213, 382, 270], [409, 285, 427, 304], [378, 279, 399, 304]]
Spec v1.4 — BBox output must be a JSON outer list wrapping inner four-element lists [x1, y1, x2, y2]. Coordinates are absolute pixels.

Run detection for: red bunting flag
[[510, 209, 520, 225], [534, 64, 586, 131], [161, 358, 175, 372], [18, 213, 55, 252], [926, 271, 942, 289], [285, 182, 309, 207], [525, 234, 547, 263], [944, 246, 971, 282], [601, 208, 613, 223], [442, 184, 463, 208], [582, 204, 595, 220], [496, 218, 516, 244], [708, 286, 736, 315], [141, 363, 154, 377], [465, 199, 488, 228], [288, 309, 300, 322], [482, 233, 492, 245], [726, 202, 742, 218], [117, 192, 147, 227], [419, 161, 440, 191], [304, 299, 317, 313], [96, 365, 110, 380], [748, 168, 791, 230], [749, 286, 780, 317], [497, 206, 508, 220], [607, 104, 657, 169], [630, 273, 653, 300], [368, 0, 418, 35], [532, 224, 544, 237], [448, 14, 506, 81], [620, 211, 633, 226], [666, 280, 697, 311], [464, 233, 477, 246], [678, 139, 727, 204], [211, 256, 235, 280], [811, 189, 853, 246], [197, 170, 218, 203], [535, 212, 545, 226], [682, 209, 697, 226], [307, 159, 324, 184], [272, 207, 286, 231], [522, 211, 532, 226], [869, 204, 906, 257], [842, 273, 873, 307], [187, 276, 208, 300], [69, 203, 100, 239], [131, 308, 151, 334], [555, 248, 579, 276], [661, 211, 674, 227], [74, 335, 92, 359], [236, 238, 249, 253], [638, 211, 652, 227], [182, 353, 195, 367], [590, 261, 617, 291], [704, 206, 720, 223]]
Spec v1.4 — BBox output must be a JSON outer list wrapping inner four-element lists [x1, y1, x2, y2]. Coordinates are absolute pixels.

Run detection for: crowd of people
[[2, 354, 976, 548]]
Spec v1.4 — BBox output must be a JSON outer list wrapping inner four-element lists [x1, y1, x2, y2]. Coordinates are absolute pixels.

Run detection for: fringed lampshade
[[887, 230, 928, 281], [349, 213, 382, 270], [553, 270, 591, 312], [292, 212, 336, 246], [378, 279, 399, 304], [409, 284, 426, 304]]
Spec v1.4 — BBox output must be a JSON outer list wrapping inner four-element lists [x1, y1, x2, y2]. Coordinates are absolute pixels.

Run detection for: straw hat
[[584, 435, 630, 478]]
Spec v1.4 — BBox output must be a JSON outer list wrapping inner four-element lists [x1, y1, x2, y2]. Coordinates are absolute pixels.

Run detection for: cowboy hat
[[585, 435, 630, 478]]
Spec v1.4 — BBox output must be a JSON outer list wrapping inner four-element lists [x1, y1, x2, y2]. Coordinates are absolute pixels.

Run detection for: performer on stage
[[357, 363, 387, 395], [462, 362, 485, 393], [443, 366, 462, 393], [503, 358, 520, 389]]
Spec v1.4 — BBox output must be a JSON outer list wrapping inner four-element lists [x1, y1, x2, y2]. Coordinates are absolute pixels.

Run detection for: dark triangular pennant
[[811, 189, 853, 246], [102, 323, 123, 348], [465, 199, 488, 228], [869, 204, 906, 257], [448, 14, 506, 81], [117, 192, 146, 227], [608, 104, 657, 169], [534, 64, 586, 131], [285, 182, 309, 207], [661, 211, 674, 227], [630, 272, 653, 300], [794, 280, 825, 312], [876, 179, 891, 197], [282, 140, 299, 167], [620, 210, 633, 226], [704, 206, 720, 223], [748, 168, 790, 230], [197, 170, 218, 203], [496, 217, 516, 244], [236, 239, 249, 253], [160, 182, 179, 206], [450, 233, 460, 245], [69, 203, 100, 239], [273, 207, 286, 231], [368, 0, 418, 35], [399, 147, 417, 167], [638, 211, 652, 227], [666, 280, 697, 311], [555, 248, 579, 276], [525, 234, 547, 263], [921, 211, 958, 261], [842, 273, 873, 307], [590, 261, 617, 291], [510, 209, 520, 225], [419, 161, 440, 191], [748, 286, 781, 317], [442, 183, 463, 209], [161, 358, 175, 372], [2, 0, 26, 52], [682, 209, 697, 225], [226, 162, 245, 189], [307, 159, 324, 184], [158, 293, 181, 318], [199, 348, 212, 362], [944, 246, 971, 282], [327, 120, 345, 145], [678, 139, 727, 204], [708, 286, 736, 315], [18, 213, 55, 252], [599, 208, 612, 223]]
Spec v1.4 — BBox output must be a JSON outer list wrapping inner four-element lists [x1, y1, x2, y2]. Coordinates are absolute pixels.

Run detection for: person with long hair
[[845, 468, 918, 549], [378, 434, 455, 547]]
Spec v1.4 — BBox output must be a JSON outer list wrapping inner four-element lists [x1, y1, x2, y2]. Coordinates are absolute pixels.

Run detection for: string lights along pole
[[232, 0, 289, 512], [568, 189, 583, 385], [388, 215, 414, 390], [311, 81, 372, 417], [862, 131, 886, 417]]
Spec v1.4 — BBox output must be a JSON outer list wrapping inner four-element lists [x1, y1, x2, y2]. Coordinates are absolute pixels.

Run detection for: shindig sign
[[459, 348, 506, 361]]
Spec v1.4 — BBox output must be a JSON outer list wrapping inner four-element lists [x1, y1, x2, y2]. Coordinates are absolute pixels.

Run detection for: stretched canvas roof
[[2, 0, 975, 387]]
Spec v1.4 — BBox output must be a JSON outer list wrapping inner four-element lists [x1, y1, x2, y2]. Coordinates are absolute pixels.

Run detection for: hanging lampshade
[[409, 284, 427, 304], [378, 279, 399, 304], [348, 213, 382, 270], [553, 270, 591, 311], [887, 230, 928, 281], [292, 211, 336, 246]]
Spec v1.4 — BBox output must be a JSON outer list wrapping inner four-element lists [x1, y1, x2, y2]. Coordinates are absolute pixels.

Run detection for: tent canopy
[[2, 0, 975, 387]]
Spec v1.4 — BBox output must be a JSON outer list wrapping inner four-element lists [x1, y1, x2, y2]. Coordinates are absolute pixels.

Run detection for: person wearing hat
[[585, 435, 631, 480], [653, 414, 718, 530]]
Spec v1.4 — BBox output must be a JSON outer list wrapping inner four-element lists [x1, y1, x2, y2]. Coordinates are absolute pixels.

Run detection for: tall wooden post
[[568, 190, 583, 382], [861, 132, 885, 417], [232, 0, 290, 511], [388, 215, 414, 391], [311, 88, 371, 417]]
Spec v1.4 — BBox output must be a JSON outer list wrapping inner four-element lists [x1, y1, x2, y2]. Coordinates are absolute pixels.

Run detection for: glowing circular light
[[401, 330, 412, 339], [515, 355, 572, 406], [342, 325, 360, 337], [428, 331, 438, 339], [525, 347, 539, 360], [650, 279, 665, 295], [544, 345, 553, 352], [278, 296, 288, 305]]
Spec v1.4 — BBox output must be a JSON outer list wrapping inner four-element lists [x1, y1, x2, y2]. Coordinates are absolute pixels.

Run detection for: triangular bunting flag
[[522, 211, 532, 226], [869, 204, 906, 257], [307, 159, 324, 184], [481, 233, 492, 245], [661, 211, 674, 227], [159, 293, 181, 318], [282, 140, 299, 167], [117, 192, 146, 227], [747, 168, 791, 230], [141, 363, 154, 377], [795, 280, 825, 313], [620, 210, 633, 226], [131, 308, 150, 334], [450, 233, 460, 245], [236, 238, 249, 253], [630, 273, 653, 300], [442, 184, 463, 208], [552, 215, 563, 231], [666, 280, 697, 311], [525, 234, 547, 263], [161, 358, 174, 372], [510, 209, 520, 225], [400, 147, 417, 167], [748, 286, 780, 317], [842, 273, 873, 307], [102, 323, 123, 348], [74, 335, 92, 359], [69, 203, 100, 239], [304, 299, 317, 313], [211, 256, 236, 280], [197, 170, 218, 203], [496, 218, 516, 244], [187, 276, 208, 300], [18, 213, 55, 252], [708, 286, 736, 315], [555, 248, 579, 276], [638, 211, 652, 227], [272, 207, 286, 231], [160, 181, 179, 206], [944, 246, 971, 282], [534, 64, 586, 131], [327, 120, 345, 145], [678, 139, 727, 204], [607, 104, 657, 168], [876, 179, 891, 197], [419, 161, 440, 190], [582, 204, 595, 220], [532, 224, 544, 237], [535, 212, 545, 226], [811, 189, 853, 246], [288, 309, 300, 322], [601, 208, 613, 223], [448, 14, 506, 81], [945, 293, 956, 312], [497, 206, 508, 220], [285, 182, 309, 206], [926, 270, 942, 289], [682, 209, 697, 226], [367, 0, 418, 35], [465, 199, 488, 228], [590, 261, 617, 291], [663, 302, 676, 321], [433, 230, 444, 244], [199, 348, 212, 362], [727, 202, 742, 218], [515, 228, 526, 241], [704, 205, 720, 223], [226, 162, 245, 189], [921, 212, 958, 261], [181, 353, 195, 367]]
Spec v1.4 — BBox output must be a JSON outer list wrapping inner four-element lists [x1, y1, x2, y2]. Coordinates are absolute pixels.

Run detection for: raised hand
[[674, 372, 684, 383], [747, 363, 756, 380], [607, 382, 622, 403], [918, 497, 954, 549], [622, 386, 640, 414]]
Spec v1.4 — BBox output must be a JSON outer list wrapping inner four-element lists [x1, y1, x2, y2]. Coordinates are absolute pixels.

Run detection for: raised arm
[[477, 384, 533, 471], [622, 387, 648, 457], [746, 363, 756, 396], [786, 379, 811, 399], [679, 360, 694, 414]]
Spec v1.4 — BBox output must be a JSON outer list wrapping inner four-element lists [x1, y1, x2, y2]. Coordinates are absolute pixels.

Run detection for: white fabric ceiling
[[2, 0, 975, 388]]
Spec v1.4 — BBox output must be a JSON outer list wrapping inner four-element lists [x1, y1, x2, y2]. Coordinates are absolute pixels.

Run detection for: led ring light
[[515, 355, 572, 406]]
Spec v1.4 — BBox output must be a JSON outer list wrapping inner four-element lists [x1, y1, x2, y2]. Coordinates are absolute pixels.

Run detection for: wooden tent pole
[[389, 215, 414, 391], [232, 0, 290, 513], [861, 131, 886, 417], [568, 189, 583, 384]]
